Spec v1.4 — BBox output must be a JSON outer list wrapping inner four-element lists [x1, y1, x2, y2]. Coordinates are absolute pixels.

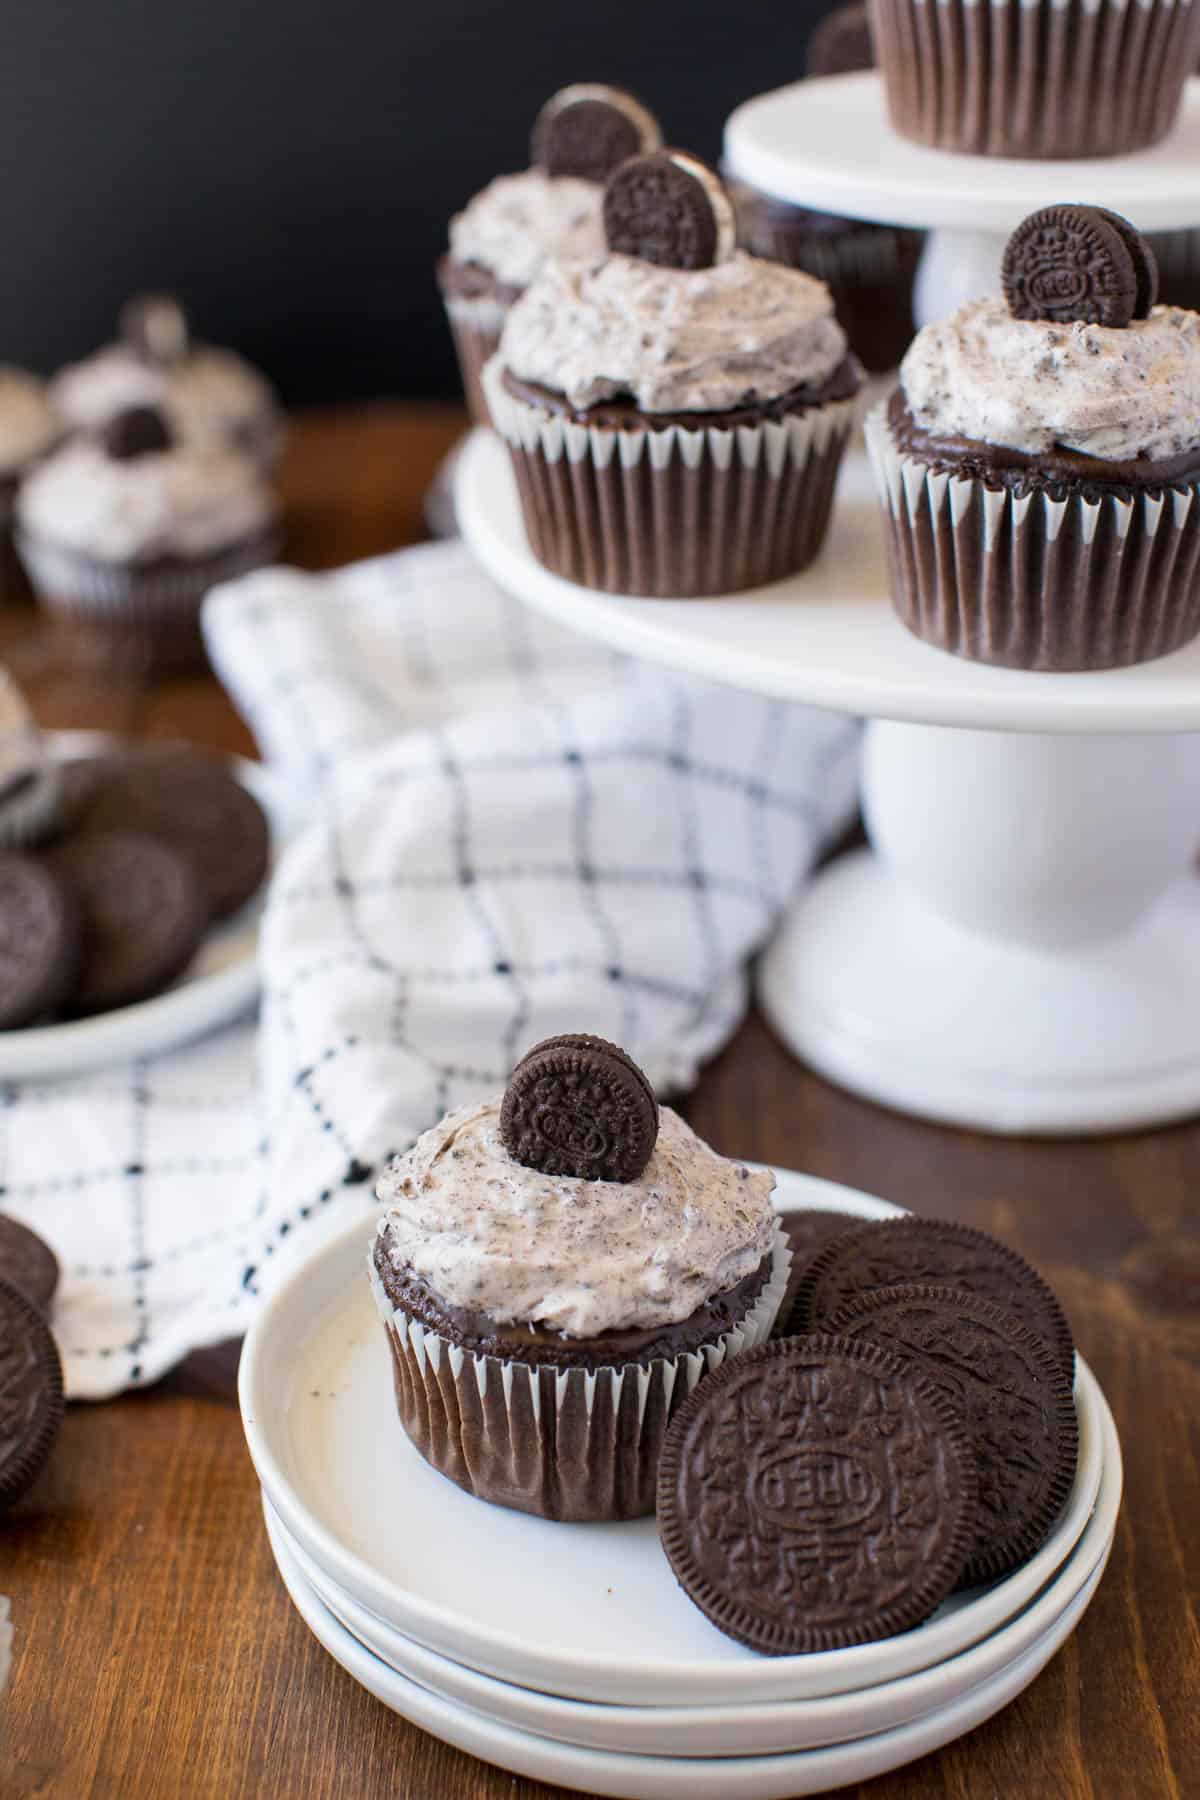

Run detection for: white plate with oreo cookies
[[240, 1169, 1120, 1794]]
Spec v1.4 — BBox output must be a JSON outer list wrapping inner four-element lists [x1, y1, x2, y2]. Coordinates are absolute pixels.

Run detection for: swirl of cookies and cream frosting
[[496, 249, 850, 413], [375, 1096, 778, 1338], [900, 297, 1200, 464], [447, 169, 606, 292]]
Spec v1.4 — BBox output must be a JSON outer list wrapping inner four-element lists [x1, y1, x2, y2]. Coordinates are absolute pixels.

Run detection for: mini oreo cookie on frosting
[[604, 150, 737, 271], [500, 1032, 658, 1183], [101, 404, 173, 461], [531, 84, 661, 183], [1002, 205, 1159, 330]]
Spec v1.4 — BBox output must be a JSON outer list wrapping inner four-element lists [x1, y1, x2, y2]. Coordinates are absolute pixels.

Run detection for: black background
[[2, 0, 832, 405]]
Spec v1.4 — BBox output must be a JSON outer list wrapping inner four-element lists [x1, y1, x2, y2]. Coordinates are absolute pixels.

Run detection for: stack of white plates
[[240, 1171, 1122, 1800]]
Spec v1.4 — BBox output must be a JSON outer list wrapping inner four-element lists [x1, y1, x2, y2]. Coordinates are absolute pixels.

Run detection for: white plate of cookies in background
[[0, 730, 304, 1080]]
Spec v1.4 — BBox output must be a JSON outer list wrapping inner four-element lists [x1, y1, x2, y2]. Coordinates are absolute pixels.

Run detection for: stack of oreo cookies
[[0, 1214, 64, 1512], [0, 744, 269, 1027], [657, 1215, 1079, 1654]]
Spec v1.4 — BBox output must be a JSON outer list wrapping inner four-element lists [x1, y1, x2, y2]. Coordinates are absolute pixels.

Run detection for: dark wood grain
[[3, 406, 1198, 1800]]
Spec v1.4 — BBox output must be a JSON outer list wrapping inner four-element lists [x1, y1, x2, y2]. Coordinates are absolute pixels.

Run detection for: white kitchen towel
[[2, 540, 859, 1399]]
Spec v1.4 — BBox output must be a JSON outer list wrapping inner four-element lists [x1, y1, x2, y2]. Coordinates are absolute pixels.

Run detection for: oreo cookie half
[[0, 1274, 64, 1510], [604, 151, 736, 271], [1002, 205, 1142, 328], [119, 292, 189, 366], [787, 1217, 1076, 1376], [0, 1216, 60, 1313], [806, 3, 874, 77], [500, 1033, 658, 1182], [48, 830, 208, 1015], [0, 854, 80, 1029], [531, 85, 661, 183], [826, 1285, 1079, 1585], [657, 1336, 977, 1653]]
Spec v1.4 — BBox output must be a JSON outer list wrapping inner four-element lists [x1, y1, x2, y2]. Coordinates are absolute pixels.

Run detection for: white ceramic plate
[[240, 1172, 1110, 1706], [0, 733, 305, 1080], [268, 1364, 1119, 1760], [266, 1508, 1111, 1800]]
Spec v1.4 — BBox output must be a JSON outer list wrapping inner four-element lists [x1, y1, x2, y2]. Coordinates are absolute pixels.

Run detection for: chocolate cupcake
[[726, 5, 922, 376], [440, 86, 662, 425], [0, 369, 60, 601], [368, 1036, 790, 1522], [867, 206, 1200, 671], [16, 404, 281, 675], [484, 151, 862, 597], [51, 295, 284, 469], [870, 0, 1200, 157]]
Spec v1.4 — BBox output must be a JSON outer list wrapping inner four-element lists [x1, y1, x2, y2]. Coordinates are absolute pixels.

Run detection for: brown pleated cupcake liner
[[728, 182, 922, 375], [870, 0, 1200, 156], [442, 295, 508, 429], [368, 1224, 791, 1522], [865, 402, 1200, 671], [17, 527, 282, 677], [485, 363, 860, 597]]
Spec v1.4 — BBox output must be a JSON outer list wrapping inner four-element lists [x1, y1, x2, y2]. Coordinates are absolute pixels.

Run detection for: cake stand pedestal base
[[759, 721, 1200, 1134]]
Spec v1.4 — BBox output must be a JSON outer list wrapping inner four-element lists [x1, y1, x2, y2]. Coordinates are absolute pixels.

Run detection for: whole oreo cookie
[[806, 3, 874, 77], [1002, 205, 1150, 328], [788, 1217, 1076, 1376], [71, 747, 270, 921], [120, 292, 189, 366], [0, 1216, 60, 1313], [0, 854, 80, 1029], [0, 1274, 64, 1510], [826, 1285, 1079, 1585], [531, 84, 661, 183], [48, 830, 207, 1015], [657, 1335, 977, 1653], [500, 1033, 658, 1182], [604, 151, 736, 271], [102, 405, 173, 462]]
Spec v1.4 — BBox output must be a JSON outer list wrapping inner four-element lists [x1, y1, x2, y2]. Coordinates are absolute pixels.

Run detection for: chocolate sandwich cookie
[[69, 746, 270, 920], [775, 1209, 863, 1337], [1001, 205, 1156, 331], [603, 151, 737, 271], [0, 1216, 60, 1313], [826, 1285, 1079, 1584], [787, 1217, 1076, 1376], [530, 84, 661, 183], [48, 830, 207, 1015], [0, 1274, 64, 1509], [0, 854, 80, 1029], [500, 1033, 658, 1182], [657, 1336, 977, 1653]]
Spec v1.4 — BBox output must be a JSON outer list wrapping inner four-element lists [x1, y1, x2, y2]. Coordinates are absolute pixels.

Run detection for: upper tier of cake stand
[[457, 429, 1200, 735], [723, 73, 1200, 230]]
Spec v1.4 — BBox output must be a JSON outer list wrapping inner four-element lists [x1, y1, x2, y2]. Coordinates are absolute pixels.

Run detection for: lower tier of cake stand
[[760, 720, 1200, 1135]]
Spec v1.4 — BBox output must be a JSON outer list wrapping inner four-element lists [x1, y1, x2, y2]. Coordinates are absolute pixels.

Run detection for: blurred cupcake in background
[[16, 404, 281, 675], [0, 369, 60, 600], [0, 668, 61, 847], [725, 4, 923, 377], [439, 84, 662, 425], [51, 294, 284, 469], [485, 150, 862, 596]]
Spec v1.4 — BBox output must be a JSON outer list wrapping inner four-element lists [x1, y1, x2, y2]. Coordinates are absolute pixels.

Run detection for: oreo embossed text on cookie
[[500, 1032, 658, 1182], [1002, 205, 1158, 329]]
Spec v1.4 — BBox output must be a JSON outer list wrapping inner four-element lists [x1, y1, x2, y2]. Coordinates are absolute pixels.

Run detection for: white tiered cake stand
[[458, 77, 1200, 1137]]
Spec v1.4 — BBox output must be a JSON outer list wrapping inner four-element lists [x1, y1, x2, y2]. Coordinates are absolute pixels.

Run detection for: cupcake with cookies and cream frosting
[[484, 150, 862, 597], [439, 85, 661, 425], [51, 295, 283, 470], [17, 404, 280, 674], [867, 205, 1200, 670], [369, 1034, 789, 1521]]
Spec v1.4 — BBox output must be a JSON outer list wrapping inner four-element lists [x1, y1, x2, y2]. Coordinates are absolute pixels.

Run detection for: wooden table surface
[[4, 406, 1198, 1800]]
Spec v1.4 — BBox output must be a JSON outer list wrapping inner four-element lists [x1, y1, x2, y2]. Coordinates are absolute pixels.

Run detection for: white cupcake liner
[[870, 0, 1200, 157], [369, 1222, 792, 1522], [866, 400, 1200, 670], [484, 358, 860, 596]]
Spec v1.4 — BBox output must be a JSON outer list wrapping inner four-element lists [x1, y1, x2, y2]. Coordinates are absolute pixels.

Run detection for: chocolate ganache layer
[[888, 388, 1200, 502]]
